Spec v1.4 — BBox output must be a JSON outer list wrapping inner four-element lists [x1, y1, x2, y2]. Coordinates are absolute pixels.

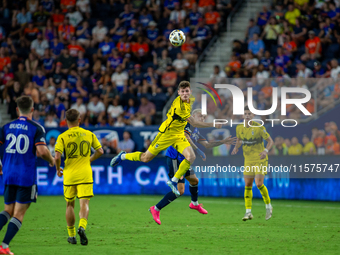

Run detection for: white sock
[[171, 177, 179, 182], [266, 203, 272, 209], [121, 154, 126, 160], [1, 243, 8, 249], [191, 201, 199, 206], [154, 206, 160, 211], [246, 209, 251, 213]]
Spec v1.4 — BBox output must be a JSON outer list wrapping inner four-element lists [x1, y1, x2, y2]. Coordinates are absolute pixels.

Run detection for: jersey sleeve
[[34, 125, 47, 146], [236, 125, 241, 139], [92, 133, 102, 150], [260, 126, 270, 140], [184, 124, 192, 136], [55, 135, 64, 154], [0, 127, 4, 145]]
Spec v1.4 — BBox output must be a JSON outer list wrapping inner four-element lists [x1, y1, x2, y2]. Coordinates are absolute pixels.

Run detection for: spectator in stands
[[270, 136, 288, 155], [76, 20, 91, 48], [314, 129, 326, 155], [57, 48, 76, 74], [301, 30, 321, 61], [47, 137, 56, 157], [71, 96, 86, 121], [283, 34, 297, 58], [91, 20, 108, 47], [302, 135, 316, 155], [87, 94, 105, 125], [114, 116, 126, 127], [172, 52, 189, 73], [204, 5, 220, 35], [291, 18, 307, 46], [285, 4, 301, 25], [245, 18, 260, 43], [288, 136, 303, 155], [6, 81, 22, 119], [248, 33, 265, 57], [101, 138, 116, 155], [193, 18, 211, 51], [170, 2, 186, 25], [313, 61, 327, 78], [256, 64, 269, 85], [244, 52, 259, 70], [228, 54, 242, 72], [210, 65, 226, 83], [107, 98, 124, 124], [325, 138, 340, 155], [58, 16, 75, 44], [33, 5, 50, 27], [44, 113, 58, 127], [16, 7, 32, 26], [261, 17, 281, 51], [161, 63, 177, 90], [330, 59, 340, 80], [137, 96, 156, 125], [32, 109, 44, 125], [65, 6, 83, 27], [117, 131, 135, 153], [111, 65, 128, 93], [31, 32, 49, 59]]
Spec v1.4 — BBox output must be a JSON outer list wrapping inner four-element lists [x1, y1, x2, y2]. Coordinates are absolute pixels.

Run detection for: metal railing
[[226, 0, 246, 44]]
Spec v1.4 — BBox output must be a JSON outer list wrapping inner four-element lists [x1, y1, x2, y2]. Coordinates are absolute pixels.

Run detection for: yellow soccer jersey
[[55, 126, 102, 185], [159, 95, 195, 133], [236, 121, 270, 162]]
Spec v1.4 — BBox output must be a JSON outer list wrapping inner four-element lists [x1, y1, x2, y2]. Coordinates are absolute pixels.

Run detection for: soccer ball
[[169, 29, 186, 47]]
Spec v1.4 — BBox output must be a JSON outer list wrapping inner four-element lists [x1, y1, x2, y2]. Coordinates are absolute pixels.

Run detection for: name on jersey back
[[9, 124, 28, 130]]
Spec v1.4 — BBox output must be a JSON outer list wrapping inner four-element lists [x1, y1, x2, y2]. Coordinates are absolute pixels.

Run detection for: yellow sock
[[67, 225, 76, 237], [79, 218, 88, 231], [125, 152, 142, 161], [258, 184, 271, 204], [174, 159, 191, 179], [244, 186, 252, 210]]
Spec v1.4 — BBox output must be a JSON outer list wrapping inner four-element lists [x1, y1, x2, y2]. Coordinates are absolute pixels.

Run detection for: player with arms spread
[[149, 108, 236, 225], [0, 96, 55, 255], [232, 106, 274, 221], [110, 81, 221, 196], [55, 109, 104, 245]]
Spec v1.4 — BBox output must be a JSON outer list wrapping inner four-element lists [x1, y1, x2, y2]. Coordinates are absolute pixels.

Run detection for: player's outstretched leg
[[149, 190, 180, 225], [187, 175, 207, 214], [110, 151, 127, 167]]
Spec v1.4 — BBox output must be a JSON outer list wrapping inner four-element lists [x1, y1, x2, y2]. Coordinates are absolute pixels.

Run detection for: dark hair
[[16, 96, 34, 114], [178, 81, 190, 89], [65, 109, 80, 123], [244, 105, 250, 111]]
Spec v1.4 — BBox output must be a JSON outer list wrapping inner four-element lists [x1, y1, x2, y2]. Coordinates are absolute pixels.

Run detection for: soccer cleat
[[242, 212, 253, 221], [0, 246, 14, 255], [67, 236, 77, 244], [149, 206, 161, 225], [110, 151, 126, 167], [189, 203, 208, 214], [166, 180, 180, 196], [266, 206, 273, 220], [77, 227, 88, 246]]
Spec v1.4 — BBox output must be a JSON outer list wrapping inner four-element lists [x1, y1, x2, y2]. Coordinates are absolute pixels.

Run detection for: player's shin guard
[[258, 184, 271, 205], [155, 192, 178, 210], [79, 218, 88, 231], [67, 225, 76, 237], [244, 186, 253, 210], [174, 159, 191, 179], [189, 184, 198, 205], [0, 211, 10, 231], [2, 217, 21, 248], [125, 152, 142, 161]]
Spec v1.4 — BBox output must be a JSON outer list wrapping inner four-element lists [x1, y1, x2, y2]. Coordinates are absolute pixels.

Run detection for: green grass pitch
[[2, 195, 340, 255]]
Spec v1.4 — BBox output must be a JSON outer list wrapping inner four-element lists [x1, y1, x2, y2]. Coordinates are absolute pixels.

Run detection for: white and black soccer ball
[[169, 29, 186, 47]]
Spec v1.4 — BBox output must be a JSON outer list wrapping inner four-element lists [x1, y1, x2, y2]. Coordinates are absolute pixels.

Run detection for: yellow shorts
[[64, 184, 94, 202], [243, 160, 268, 176], [148, 132, 191, 156]]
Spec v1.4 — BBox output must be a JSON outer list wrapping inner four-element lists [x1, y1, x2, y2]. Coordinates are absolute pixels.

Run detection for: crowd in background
[[0, 0, 235, 127], [207, 0, 340, 122]]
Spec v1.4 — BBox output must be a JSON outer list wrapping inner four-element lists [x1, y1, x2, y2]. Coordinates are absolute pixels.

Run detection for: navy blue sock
[[155, 192, 178, 210], [189, 184, 198, 202], [2, 217, 21, 247], [0, 211, 10, 231]]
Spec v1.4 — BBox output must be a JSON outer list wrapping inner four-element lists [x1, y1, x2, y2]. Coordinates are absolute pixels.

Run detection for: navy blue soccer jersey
[[0, 116, 47, 187], [165, 124, 207, 162]]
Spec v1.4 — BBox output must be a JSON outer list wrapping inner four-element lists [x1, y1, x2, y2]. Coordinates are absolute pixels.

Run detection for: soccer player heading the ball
[[110, 81, 224, 196], [55, 109, 104, 245], [231, 106, 274, 221]]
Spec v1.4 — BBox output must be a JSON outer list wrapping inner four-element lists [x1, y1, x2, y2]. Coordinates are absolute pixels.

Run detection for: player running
[[0, 96, 55, 255], [110, 81, 221, 196], [231, 106, 274, 221], [149, 108, 236, 225], [55, 109, 103, 245]]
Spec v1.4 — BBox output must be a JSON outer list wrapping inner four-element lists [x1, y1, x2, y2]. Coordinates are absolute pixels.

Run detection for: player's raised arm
[[184, 132, 206, 161], [186, 116, 222, 128]]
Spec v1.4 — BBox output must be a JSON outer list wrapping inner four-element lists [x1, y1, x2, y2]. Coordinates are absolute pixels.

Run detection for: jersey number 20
[[67, 141, 90, 158], [5, 133, 29, 154]]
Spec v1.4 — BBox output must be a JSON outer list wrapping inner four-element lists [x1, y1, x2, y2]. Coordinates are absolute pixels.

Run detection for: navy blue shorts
[[4, 185, 37, 205], [166, 157, 193, 184]]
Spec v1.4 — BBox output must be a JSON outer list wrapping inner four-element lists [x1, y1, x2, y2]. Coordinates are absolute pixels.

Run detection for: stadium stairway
[[0, 103, 11, 126], [195, 0, 272, 78]]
